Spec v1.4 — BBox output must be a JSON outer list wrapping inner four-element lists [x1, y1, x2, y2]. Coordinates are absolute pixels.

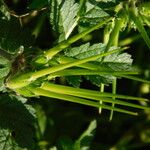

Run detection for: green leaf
[[0, 128, 28, 150], [0, 56, 11, 78], [0, 78, 4, 91], [78, 1, 111, 30], [103, 52, 133, 71], [84, 7, 109, 19], [129, 7, 150, 50], [85, 75, 115, 86], [0, 4, 11, 20], [139, 2, 150, 18], [65, 43, 132, 70], [65, 43, 132, 85], [74, 120, 97, 150], [0, 94, 36, 149], [65, 43, 132, 68], [65, 43, 107, 62], [49, 0, 79, 39], [64, 42, 105, 59]]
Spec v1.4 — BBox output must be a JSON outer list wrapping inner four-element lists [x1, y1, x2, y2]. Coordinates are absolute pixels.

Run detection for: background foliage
[[0, 0, 150, 149]]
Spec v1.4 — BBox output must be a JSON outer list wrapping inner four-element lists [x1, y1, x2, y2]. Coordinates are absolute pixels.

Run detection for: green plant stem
[[113, 31, 119, 47], [109, 78, 117, 121], [99, 83, 105, 114], [32, 87, 138, 115], [34, 17, 112, 64], [129, 8, 150, 50], [118, 75, 150, 84], [47, 69, 138, 79], [40, 82, 150, 111], [56, 56, 109, 70], [103, 25, 111, 44], [119, 34, 141, 46], [55, 46, 129, 70], [41, 82, 148, 102], [31, 49, 122, 79], [7, 48, 122, 89], [103, 16, 122, 120], [101, 18, 123, 62], [101, 19, 122, 64]]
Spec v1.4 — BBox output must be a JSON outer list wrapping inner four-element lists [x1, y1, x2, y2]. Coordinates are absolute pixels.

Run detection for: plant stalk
[[7, 48, 123, 89], [32, 87, 138, 115], [40, 82, 150, 111], [41, 82, 148, 102], [34, 17, 112, 64]]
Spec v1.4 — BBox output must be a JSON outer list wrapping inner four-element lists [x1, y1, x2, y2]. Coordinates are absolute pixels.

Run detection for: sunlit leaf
[[49, 0, 79, 39]]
